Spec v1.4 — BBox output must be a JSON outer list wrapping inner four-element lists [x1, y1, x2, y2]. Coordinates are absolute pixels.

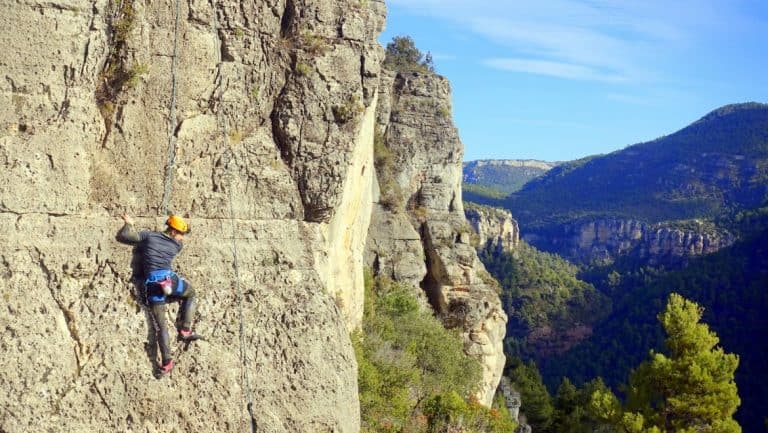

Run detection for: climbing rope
[[225, 151, 258, 433], [160, 0, 182, 216], [210, 3, 258, 430]]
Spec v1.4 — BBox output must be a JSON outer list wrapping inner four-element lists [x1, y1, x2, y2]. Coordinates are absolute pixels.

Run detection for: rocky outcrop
[[463, 159, 557, 195], [0, 0, 386, 431], [366, 70, 507, 406], [525, 218, 736, 265], [497, 376, 534, 433], [365, 203, 427, 289], [497, 377, 522, 423], [465, 203, 520, 254], [463, 159, 557, 180]]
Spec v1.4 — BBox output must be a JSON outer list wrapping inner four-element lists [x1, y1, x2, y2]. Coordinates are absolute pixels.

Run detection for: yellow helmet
[[166, 214, 190, 234]]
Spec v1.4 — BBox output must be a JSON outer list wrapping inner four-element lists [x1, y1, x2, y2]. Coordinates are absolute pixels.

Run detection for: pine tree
[[383, 36, 434, 73], [551, 378, 583, 433], [591, 293, 741, 433], [507, 358, 554, 431]]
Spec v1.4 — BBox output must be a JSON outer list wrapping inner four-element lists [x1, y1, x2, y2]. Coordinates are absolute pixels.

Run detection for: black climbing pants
[[147, 279, 196, 363]]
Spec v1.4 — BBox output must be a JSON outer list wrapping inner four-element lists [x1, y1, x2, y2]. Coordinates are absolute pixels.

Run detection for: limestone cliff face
[[525, 218, 736, 264], [0, 0, 385, 431], [465, 203, 520, 255], [366, 70, 507, 406], [463, 159, 556, 184]]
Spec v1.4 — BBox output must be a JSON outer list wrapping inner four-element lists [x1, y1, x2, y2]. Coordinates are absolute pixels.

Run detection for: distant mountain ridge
[[506, 102, 768, 232], [463, 159, 558, 198], [465, 159, 558, 172]]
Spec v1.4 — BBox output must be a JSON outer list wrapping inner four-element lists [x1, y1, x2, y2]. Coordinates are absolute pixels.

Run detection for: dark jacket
[[117, 223, 183, 275]]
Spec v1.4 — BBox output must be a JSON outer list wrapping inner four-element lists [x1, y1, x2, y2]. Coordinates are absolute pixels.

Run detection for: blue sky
[[379, 0, 768, 162]]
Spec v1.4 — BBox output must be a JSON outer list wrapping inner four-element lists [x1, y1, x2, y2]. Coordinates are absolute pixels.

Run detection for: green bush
[[355, 271, 513, 432], [332, 94, 363, 123], [295, 62, 312, 76], [423, 391, 517, 433], [383, 36, 435, 73], [374, 128, 406, 212], [300, 31, 329, 55]]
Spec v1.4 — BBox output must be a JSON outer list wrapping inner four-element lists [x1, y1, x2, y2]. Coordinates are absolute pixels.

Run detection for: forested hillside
[[505, 103, 768, 230], [463, 160, 556, 199], [480, 242, 609, 361], [465, 103, 768, 433], [540, 211, 768, 433]]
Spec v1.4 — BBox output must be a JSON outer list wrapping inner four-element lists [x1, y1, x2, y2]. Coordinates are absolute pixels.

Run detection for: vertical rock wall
[[465, 203, 520, 255], [0, 0, 385, 431], [366, 71, 507, 406], [525, 217, 736, 265], [314, 93, 378, 330]]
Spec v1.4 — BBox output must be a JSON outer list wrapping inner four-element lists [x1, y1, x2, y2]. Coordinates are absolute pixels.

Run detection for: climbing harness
[[144, 269, 184, 304], [160, 0, 182, 216]]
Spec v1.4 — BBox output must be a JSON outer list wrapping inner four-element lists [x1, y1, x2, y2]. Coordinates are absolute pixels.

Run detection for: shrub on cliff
[[354, 271, 515, 432], [383, 36, 435, 73], [374, 127, 405, 212], [423, 391, 517, 433]]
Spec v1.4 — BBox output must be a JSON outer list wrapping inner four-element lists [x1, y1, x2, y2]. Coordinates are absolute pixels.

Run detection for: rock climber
[[117, 213, 199, 375]]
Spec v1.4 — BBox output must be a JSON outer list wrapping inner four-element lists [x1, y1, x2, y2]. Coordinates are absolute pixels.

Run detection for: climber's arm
[[116, 213, 141, 244]]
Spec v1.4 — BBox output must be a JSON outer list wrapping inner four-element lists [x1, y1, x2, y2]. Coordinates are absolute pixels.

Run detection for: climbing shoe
[[179, 328, 201, 341], [159, 359, 175, 375]]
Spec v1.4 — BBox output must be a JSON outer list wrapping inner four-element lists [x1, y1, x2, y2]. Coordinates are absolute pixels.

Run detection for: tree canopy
[[591, 293, 741, 433], [383, 35, 435, 73]]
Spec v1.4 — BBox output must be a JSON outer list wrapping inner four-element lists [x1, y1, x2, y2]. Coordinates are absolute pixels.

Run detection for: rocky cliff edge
[[366, 71, 507, 406], [1, 0, 386, 431]]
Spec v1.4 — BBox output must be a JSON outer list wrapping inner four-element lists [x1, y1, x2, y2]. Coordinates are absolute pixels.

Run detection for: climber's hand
[[122, 213, 135, 225]]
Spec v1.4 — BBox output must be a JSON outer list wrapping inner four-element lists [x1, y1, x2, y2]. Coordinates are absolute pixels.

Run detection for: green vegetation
[[462, 160, 555, 198], [656, 217, 718, 233], [590, 294, 740, 433], [504, 104, 768, 231], [125, 63, 149, 88], [300, 31, 328, 55], [97, 0, 146, 123], [498, 358, 617, 433], [463, 184, 508, 200], [332, 94, 363, 123], [549, 377, 616, 433], [506, 358, 554, 431], [295, 62, 311, 76], [497, 296, 743, 433], [374, 128, 406, 212], [480, 241, 609, 358], [540, 213, 768, 433], [383, 36, 435, 73], [355, 271, 516, 433], [422, 391, 516, 433]]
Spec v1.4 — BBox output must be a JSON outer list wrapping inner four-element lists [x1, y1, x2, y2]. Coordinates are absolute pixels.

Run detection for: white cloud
[[485, 58, 625, 82], [386, 0, 755, 83]]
